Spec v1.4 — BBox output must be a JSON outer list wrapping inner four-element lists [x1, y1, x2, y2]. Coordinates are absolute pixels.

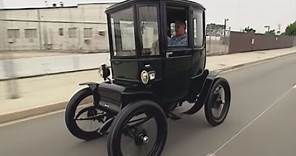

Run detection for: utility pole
[[223, 18, 229, 38], [223, 18, 229, 45], [6, 41, 20, 99], [37, 9, 43, 50], [0, 0, 20, 99], [0, 0, 6, 50]]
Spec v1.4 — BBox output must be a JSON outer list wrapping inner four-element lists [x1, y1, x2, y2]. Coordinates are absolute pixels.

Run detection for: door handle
[[113, 61, 121, 65], [166, 52, 173, 58]]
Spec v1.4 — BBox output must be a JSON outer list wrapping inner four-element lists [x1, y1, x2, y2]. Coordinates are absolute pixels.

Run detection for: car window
[[110, 7, 136, 56], [139, 6, 160, 56]]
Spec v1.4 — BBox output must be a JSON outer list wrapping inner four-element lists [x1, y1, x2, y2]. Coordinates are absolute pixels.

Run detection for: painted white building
[[0, 3, 114, 52]]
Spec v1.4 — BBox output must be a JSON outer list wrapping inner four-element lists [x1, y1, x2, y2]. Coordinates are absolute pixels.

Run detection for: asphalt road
[[1, 53, 296, 156]]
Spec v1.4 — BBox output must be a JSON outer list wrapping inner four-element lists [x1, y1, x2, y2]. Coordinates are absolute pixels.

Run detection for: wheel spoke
[[75, 113, 106, 121], [127, 116, 152, 127], [75, 106, 94, 119]]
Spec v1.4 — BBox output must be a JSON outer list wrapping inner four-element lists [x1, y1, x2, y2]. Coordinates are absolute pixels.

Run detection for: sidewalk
[[1, 47, 296, 123]]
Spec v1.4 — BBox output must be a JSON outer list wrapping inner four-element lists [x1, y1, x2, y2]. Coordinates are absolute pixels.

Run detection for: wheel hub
[[142, 135, 149, 144], [87, 108, 97, 119], [135, 131, 149, 145]]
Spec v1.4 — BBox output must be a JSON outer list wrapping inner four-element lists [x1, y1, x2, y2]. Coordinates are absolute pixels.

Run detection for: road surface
[[0, 53, 296, 156]]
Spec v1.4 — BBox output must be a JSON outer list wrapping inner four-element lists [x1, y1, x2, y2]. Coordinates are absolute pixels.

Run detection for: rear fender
[[183, 71, 219, 114], [199, 72, 220, 105]]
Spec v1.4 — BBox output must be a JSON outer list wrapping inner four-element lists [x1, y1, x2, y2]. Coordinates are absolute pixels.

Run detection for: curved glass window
[[193, 10, 204, 47], [110, 7, 136, 56], [139, 6, 159, 56]]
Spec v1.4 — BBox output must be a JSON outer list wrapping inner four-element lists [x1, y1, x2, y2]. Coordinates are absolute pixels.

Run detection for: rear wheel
[[107, 100, 167, 156], [204, 78, 231, 126], [65, 88, 111, 140]]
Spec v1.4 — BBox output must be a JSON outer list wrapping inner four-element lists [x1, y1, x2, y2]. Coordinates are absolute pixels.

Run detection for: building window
[[84, 28, 92, 38], [59, 28, 64, 36], [7, 29, 20, 38], [68, 27, 77, 38], [25, 29, 37, 38], [98, 31, 105, 37]]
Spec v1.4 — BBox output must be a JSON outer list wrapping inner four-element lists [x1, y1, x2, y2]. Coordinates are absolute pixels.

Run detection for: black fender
[[121, 91, 159, 108], [80, 82, 118, 115], [79, 82, 99, 92], [98, 82, 158, 113], [184, 71, 219, 114], [79, 82, 100, 108]]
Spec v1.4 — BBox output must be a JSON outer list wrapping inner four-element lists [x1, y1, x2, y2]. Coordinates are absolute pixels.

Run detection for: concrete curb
[[0, 102, 67, 124], [216, 51, 296, 74], [0, 51, 295, 124], [0, 67, 99, 81]]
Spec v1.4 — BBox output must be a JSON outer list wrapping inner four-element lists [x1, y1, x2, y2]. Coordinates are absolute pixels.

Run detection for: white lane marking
[[0, 109, 65, 128], [293, 84, 296, 89], [207, 86, 294, 156]]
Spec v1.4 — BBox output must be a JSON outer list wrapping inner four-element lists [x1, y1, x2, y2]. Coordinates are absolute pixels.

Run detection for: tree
[[243, 26, 256, 33], [285, 21, 296, 36], [265, 29, 276, 35]]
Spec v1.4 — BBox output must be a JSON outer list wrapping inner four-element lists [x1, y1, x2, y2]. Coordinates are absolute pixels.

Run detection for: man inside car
[[168, 20, 188, 47]]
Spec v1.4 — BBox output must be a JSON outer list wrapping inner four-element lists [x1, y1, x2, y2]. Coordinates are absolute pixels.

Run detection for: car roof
[[105, 0, 205, 14]]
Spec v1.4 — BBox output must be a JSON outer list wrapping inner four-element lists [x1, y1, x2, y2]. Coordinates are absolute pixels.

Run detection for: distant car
[[65, 0, 231, 156]]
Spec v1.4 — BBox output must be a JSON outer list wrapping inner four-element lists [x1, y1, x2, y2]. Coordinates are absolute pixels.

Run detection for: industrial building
[[0, 3, 113, 52]]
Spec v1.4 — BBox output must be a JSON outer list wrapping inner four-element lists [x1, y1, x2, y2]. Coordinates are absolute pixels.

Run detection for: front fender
[[79, 82, 99, 92], [98, 82, 158, 112], [79, 82, 100, 107]]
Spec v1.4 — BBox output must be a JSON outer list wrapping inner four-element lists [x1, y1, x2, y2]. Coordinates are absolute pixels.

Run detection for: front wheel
[[205, 78, 231, 126], [107, 100, 168, 156], [65, 88, 111, 140]]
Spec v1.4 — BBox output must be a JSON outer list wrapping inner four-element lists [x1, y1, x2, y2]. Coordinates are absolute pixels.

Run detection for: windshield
[[110, 7, 136, 57]]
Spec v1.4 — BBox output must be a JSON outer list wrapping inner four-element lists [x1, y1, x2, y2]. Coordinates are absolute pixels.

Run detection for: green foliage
[[244, 26, 256, 33], [265, 29, 276, 35], [285, 21, 296, 36]]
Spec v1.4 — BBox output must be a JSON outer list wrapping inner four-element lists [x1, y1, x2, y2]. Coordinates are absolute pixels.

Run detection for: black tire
[[107, 100, 167, 156], [204, 78, 231, 126], [65, 88, 105, 140]]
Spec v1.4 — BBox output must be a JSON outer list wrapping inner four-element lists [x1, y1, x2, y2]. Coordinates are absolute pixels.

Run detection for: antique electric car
[[65, 0, 231, 155]]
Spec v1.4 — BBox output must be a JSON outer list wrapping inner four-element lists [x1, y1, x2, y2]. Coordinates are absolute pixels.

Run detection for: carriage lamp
[[148, 71, 156, 80], [99, 64, 111, 81], [141, 70, 156, 84], [140, 70, 149, 84]]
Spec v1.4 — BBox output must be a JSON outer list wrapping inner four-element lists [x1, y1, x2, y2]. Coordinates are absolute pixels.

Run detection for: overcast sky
[[1, 0, 295, 33]]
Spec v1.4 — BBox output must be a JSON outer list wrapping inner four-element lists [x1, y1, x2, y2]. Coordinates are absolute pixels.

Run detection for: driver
[[168, 20, 188, 47]]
